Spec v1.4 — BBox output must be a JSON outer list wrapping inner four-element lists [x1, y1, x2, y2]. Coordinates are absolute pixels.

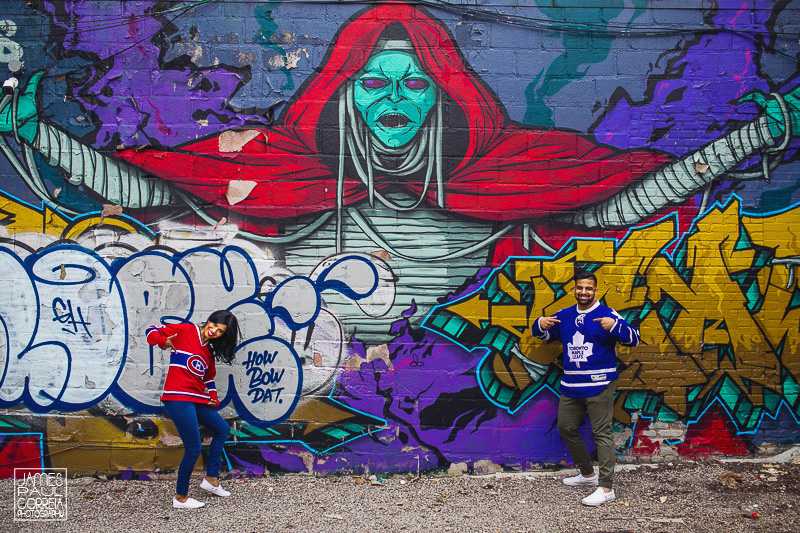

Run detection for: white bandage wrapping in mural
[[34, 122, 173, 208], [510, 344, 549, 381], [560, 115, 777, 229], [28, 110, 779, 227]]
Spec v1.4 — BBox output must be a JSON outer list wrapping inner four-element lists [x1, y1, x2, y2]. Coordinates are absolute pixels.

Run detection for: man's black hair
[[574, 271, 597, 286]]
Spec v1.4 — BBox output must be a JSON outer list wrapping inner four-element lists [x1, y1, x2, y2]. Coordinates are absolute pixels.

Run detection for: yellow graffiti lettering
[[435, 199, 800, 428]]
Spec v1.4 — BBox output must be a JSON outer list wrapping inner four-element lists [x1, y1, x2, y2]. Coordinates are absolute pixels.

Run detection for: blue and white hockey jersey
[[531, 300, 640, 398]]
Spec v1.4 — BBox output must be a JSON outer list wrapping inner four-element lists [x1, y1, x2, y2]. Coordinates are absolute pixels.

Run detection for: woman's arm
[[145, 324, 181, 350], [204, 359, 219, 407]]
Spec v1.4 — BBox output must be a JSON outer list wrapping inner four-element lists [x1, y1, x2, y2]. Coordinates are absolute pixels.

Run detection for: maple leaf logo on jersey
[[567, 331, 593, 368]]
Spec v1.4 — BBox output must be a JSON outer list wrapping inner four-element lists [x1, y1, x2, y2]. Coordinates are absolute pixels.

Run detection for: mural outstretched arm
[[0, 72, 173, 209], [559, 91, 798, 229], [33, 121, 173, 208], [0, 72, 40, 144], [510, 344, 549, 383]]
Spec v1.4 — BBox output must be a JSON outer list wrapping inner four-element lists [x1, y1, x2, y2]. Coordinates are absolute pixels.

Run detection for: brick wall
[[0, 0, 798, 477]]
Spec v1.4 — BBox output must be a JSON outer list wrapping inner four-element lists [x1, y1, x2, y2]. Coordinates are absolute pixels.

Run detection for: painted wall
[[0, 0, 799, 477]]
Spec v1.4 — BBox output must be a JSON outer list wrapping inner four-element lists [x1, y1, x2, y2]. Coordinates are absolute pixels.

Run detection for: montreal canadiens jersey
[[146, 323, 219, 404], [531, 300, 640, 398]]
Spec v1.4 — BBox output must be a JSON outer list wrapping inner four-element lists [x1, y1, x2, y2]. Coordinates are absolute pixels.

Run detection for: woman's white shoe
[[172, 497, 205, 509], [201, 478, 231, 497]]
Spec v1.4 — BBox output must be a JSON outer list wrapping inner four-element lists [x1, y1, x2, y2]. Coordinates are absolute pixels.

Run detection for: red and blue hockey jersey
[[531, 301, 640, 398], [146, 323, 219, 405]]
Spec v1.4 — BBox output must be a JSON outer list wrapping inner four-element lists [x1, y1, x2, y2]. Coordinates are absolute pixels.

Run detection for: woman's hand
[[163, 334, 177, 349], [207, 399, 219, 408]]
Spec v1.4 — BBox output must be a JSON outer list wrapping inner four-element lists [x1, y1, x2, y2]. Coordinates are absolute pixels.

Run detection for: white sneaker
[[581, 487, 616, 506], [201, 478, 231, 497], [562, 473, 599, 487], [173, 497, 205, 509]]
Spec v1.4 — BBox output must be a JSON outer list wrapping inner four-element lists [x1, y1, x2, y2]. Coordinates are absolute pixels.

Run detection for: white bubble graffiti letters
[[0, 239, 377, 424], [230, 337, 302, 424], [0, 246, 126, 409]]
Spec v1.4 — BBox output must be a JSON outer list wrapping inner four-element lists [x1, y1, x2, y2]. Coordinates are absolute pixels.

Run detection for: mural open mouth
[[377, 113, 411, 128]]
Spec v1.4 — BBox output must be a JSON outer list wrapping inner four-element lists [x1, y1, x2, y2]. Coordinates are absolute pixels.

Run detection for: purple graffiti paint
[[41, 1, 266, 148]]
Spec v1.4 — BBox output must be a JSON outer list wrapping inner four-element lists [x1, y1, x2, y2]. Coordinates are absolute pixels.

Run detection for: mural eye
[[403, 78, 429, 91], [361, 78, 389, 90]]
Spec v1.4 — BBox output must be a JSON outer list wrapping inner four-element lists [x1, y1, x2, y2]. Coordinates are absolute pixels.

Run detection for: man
[[531, 271, 640, 506]]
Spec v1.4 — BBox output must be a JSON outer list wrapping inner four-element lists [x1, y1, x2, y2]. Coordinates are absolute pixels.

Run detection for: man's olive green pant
[[557, 380, 617, 489]]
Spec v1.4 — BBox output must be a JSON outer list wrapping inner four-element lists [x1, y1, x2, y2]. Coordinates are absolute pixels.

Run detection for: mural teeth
[[378, 113, 410, 128]]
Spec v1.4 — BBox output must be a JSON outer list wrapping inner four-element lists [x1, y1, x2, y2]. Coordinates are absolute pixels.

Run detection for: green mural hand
[[0, 70, 43, 144], [738, 86, 800, 140]]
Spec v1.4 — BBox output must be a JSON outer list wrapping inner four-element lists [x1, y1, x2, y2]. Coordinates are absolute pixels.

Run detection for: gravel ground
[[2, 460, 799, 532]]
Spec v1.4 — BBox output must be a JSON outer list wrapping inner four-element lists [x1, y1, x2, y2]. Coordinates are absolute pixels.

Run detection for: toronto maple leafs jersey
[[531, 300, 640, 398]]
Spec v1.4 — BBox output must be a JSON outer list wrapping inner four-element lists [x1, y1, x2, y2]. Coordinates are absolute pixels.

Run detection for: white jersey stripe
[[162, 390, 210, 399], [560, 380, 611, 388], [563, 368, 617, 375]]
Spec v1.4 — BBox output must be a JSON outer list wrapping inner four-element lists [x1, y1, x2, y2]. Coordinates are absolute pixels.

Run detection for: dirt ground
[[2, 458, 799, 532]]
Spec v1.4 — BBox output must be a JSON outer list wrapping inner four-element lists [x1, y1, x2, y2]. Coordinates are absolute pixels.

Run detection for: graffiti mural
[[0, 0, 799, 476], [426, 198, 800, 429]]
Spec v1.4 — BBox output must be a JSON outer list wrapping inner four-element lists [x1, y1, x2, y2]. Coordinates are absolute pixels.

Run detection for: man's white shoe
[[581, 487, 616, 506], [562, 473, 599, 487], [173, 497, 205, 509], [201, 478, 231, 497]]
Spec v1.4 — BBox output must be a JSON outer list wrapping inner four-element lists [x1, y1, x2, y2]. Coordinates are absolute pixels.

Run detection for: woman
[[146, 310, 241, 509]]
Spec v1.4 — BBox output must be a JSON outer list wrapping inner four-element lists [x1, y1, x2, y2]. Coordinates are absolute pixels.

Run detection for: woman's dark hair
[[205, 310, 240, 365]]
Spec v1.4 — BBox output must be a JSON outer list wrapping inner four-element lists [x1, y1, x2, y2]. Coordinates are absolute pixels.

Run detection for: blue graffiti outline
[[34, 263, 96, 285], [108, 249, 383, 424], [108, 248, 194, 412], [0, 313, 10, 400], [3, 243, 128, 413], [223, 336, 303, 426], [109, 245, 264, 414], [1, 241, 384, 435], [264, 275, 321, 330], [0, 248, 39, 400], [264, 255, 381, 329], [15, 341, 72, 413], [316, 254, 380, 300]]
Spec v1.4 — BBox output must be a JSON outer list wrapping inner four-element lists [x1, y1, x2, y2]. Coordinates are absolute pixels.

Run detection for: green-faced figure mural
[[353, 46, 437, 149]]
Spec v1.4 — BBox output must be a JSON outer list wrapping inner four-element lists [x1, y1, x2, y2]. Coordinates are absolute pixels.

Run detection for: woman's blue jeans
[[163, 401, 231, 496]]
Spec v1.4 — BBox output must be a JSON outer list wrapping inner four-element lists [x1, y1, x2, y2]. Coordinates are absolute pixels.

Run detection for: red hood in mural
[[116, 2, 676, 248]]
